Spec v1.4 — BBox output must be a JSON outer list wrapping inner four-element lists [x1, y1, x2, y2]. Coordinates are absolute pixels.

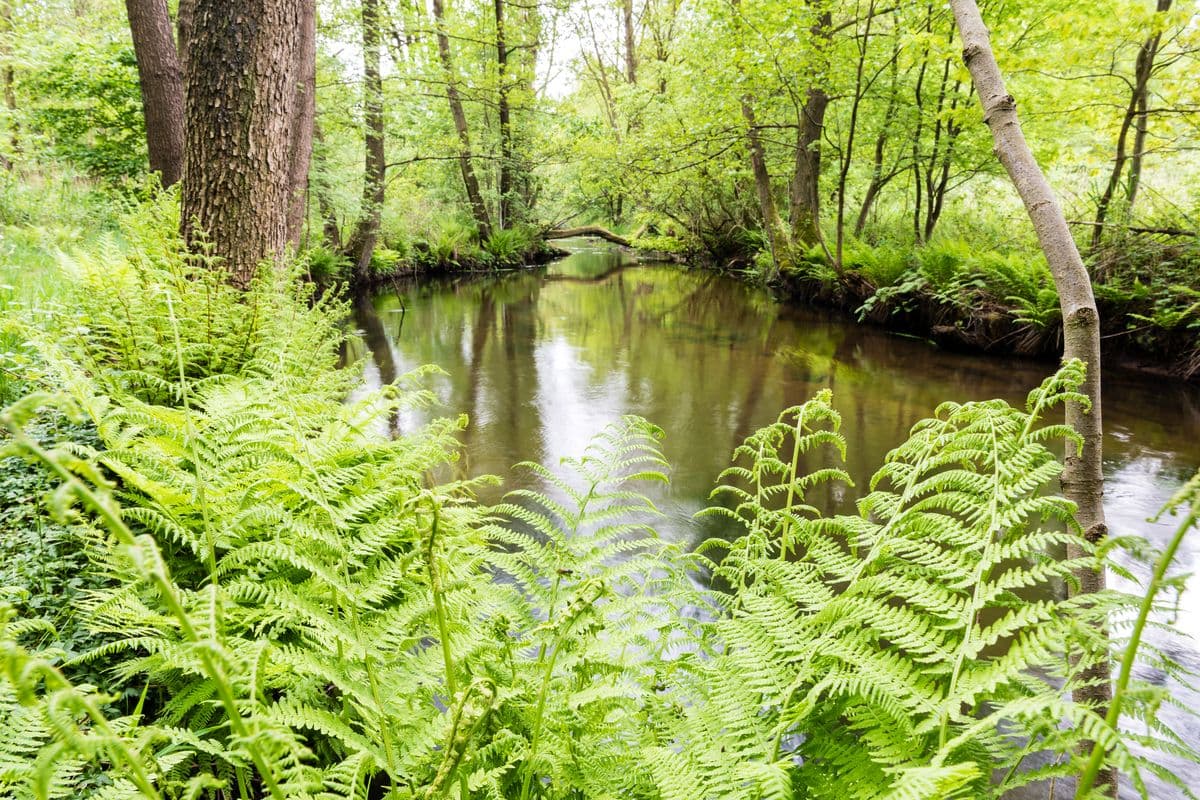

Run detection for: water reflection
[[345, 238, 1200, 798]]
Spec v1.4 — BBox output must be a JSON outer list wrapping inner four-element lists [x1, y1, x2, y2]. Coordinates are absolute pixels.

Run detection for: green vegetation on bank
[[1, 210, 1197, 799]]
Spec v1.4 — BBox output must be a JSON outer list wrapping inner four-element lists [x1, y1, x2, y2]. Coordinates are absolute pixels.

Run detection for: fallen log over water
[[543, 225, 632, 247]]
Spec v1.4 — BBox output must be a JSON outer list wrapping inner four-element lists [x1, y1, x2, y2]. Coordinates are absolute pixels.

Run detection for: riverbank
[[623, 233, 1200, 383]]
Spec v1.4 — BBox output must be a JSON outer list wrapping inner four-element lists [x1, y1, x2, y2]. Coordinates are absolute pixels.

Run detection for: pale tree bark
[[346, 0, 385, 276], [431, 0, 492, 238], [125, 0, 184, 187], [181, 0, 310, 286], [949, 1, 1113, 794], [285, 0, 315, 246]]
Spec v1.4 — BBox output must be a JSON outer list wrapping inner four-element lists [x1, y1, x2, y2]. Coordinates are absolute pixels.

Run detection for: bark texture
[[431, 0, 492, 238], [741, 98, 785, 272], [285, 0, 316, 245], [125, 0, 184, 187], [181, 0, 309, 285], [949, 1, 1113, 794], [347, 0, 385, 275], [494, 0, 512, 228], [622, 0, 637, 84], [788, 7, 830, 247]]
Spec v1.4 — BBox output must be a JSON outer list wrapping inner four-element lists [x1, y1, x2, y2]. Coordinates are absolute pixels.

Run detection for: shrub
[[369, 245, 404, 274], [302, 244, 351, 284], [40, 200, 351, 406], [481, 226, 534, 267]]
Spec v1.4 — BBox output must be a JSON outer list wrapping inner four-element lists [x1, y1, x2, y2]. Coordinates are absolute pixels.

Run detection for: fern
[[645, 360, 1197, 800], [2, 259, 1198, 800]]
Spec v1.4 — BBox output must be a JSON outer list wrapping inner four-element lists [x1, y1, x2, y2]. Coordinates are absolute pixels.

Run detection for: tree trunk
[[855, 26, 901, 238], [949, 1, 1113, 795], [1091, 0, 1170, 253], [311, 120, 342, 249], [730, 0, 784, 271], [285, 0, 315, 246], [181, 0, 308, 286], [544, 225, 631, 246], [124, 0, 184, 187], [431, 0, 492, 239], [790, 86, 827, 247], [788, 7, 831, 248], [347, 0, 385, 277], [835, 0, 876, 270], [494, 0, 512, 229], [742, 98, 785, 274], [0, 1, 17, 163], [622, 0, 636, 84]]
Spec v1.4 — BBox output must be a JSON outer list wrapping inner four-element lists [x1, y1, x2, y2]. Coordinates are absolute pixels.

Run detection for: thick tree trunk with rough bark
[[181, 0, 309, 286], [790, 84, 827, 247], [431, 0, 492, 239], [124, 0, 184, 187], [285, 0, 315, 246], [949, 1, 1113, 794]]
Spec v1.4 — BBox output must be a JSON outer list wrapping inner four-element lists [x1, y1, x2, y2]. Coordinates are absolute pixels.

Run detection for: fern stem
[[770, 422, 946, 762], [939, 414, 1004, 748], [520, 580, 604, 800], [164, 292, 218, 585], [780, 410, 806, 560], [11, 656, 164, 800], [1074, 499, 1198, 799], [427, 501, 458, 697], [364, 655, 401, 779], [519, 645, 560, 800]]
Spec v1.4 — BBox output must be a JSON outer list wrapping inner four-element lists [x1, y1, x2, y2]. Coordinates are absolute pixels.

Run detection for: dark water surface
[[346, 238, 1200, 798]]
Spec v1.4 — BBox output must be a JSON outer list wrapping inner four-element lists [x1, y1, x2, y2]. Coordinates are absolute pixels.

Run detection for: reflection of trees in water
[[353, 291, 397, 387], [356, 257, 1200, 550]]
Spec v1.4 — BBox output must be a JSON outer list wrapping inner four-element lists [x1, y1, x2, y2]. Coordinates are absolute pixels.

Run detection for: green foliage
[[20, 34, 146, 182], [369, 245, 404, 274], [1, 335, 1196, 799], [302, 245, 352, 284], [480, 227, 536, 268], [39, 200, 351, 406], [417, 218, 478, 268]]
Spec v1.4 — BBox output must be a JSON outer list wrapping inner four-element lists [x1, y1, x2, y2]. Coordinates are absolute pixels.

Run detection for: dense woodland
[[0, 0, 1199, 799]]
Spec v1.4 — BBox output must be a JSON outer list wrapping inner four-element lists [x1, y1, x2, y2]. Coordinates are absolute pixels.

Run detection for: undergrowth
[[0, 219, 1197, 798]]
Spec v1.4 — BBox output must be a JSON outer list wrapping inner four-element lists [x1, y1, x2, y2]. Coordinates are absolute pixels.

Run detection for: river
[[345, 237, 1200, 799]]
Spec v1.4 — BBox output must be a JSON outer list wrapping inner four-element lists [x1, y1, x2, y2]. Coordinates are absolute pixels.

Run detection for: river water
[[345, 238, 1200, 798]]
